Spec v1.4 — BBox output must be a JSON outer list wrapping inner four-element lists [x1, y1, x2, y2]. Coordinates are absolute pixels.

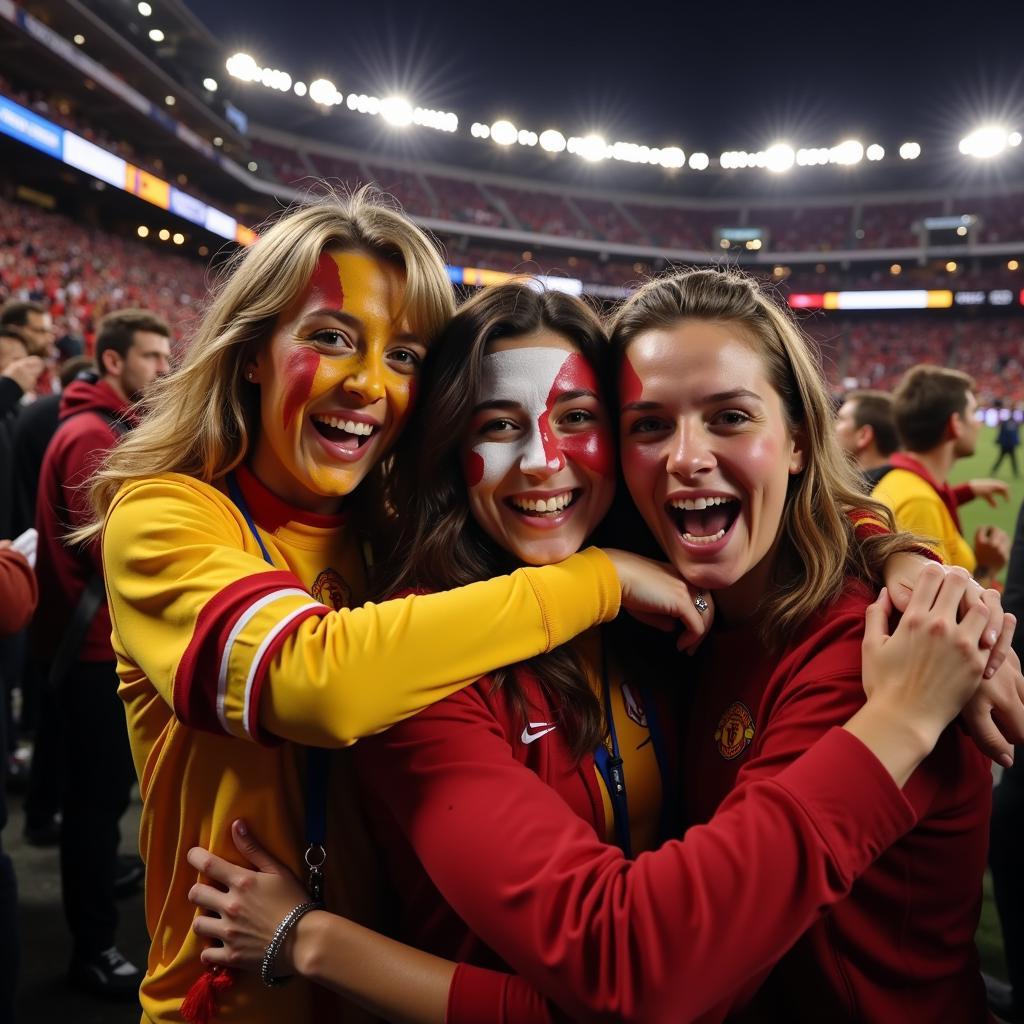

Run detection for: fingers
[[188, 882, 230, 916], [930, 566, 972, 621], [984, 612, 1016, 678], [862, 587, 893, 659], [902, 562, 944, 615], [187, 846, 238, 887], [231, 820, 283, 875], [960, 700, 1014, 767]]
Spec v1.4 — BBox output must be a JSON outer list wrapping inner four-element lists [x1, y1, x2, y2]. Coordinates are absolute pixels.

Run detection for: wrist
[[289, 908, 331, 980], [843, 698, 940, 788]]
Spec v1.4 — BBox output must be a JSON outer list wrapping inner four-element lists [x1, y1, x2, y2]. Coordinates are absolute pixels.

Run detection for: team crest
[[621, 683, 647, 728], [311, 568, 351, 610], [714, 701, 755, 760]]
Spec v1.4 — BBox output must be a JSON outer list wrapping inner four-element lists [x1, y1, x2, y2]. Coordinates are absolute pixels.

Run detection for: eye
[[711, 409, 752, 428], [559, 408, 596, 426], [480, 417, 521, 434], [386, 347, 423, 373], [627, 416, 669, 435], [311, 328, 354, 351]]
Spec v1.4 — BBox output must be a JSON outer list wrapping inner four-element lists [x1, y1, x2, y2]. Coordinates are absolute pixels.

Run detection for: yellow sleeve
[[103, 476, 621, 748]]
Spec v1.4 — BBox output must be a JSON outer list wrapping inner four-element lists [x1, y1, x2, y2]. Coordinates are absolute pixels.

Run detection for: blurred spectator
[[873, 365, 1010, 587], [993, 411, 1021, 478], [33, 309, 170, 998], [1, 300, 54, 360], [834, 389, 900, 487]]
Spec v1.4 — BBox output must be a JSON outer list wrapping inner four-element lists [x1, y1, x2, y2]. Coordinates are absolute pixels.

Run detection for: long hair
[[77, 188, 454, 541], [609, 267, 917, 640], [383, 281, 608, 759]]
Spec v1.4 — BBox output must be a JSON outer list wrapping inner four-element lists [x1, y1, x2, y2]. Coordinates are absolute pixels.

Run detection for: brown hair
[[383, 281, 607, 759], [0, 300, 46, 327], [892, 365, 975, 452], [846, 389, 900, 457], [609, 267, 917, 641], [95, 308, 170, 372]]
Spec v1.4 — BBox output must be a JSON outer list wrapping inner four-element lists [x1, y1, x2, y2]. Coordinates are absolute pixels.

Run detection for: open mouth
[[311, 414, 378, 451], [506, 489, 581, 518], [667, 495, 740, 545]]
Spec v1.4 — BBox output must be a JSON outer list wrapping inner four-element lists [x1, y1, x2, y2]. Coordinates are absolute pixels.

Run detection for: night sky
[[188, 0, 1024, 154]]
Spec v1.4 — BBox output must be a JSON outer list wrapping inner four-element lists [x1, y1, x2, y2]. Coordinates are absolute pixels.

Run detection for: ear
[[100, 348, 123, 378], [947, 411, 964, 441], [788, 425, 808, 475], [854, 423, 874, 453], [245, 359, 261, 384]]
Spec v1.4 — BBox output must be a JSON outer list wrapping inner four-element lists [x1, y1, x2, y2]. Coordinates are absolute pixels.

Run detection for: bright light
[[1009, 260, 1020, 271], [164, 95, 175, 106], [517, 129, 538, 146], [158, 229, 170, 241], [137, 1, 152, 13], [471, 122, 491, 139], [247, 161, 258, 172], [73, 34, 85, 45], [1011, 132, 1023, 147], [747, 238, 762, 250], [765, 143, 795, 173], [203, 78, 218, 92], [309, 79, 342, 106], [899, 141, 921, 160], [293, 81, 307, 97], [658, 146, 685, 169], [172, 233, 184, 245], [890, 263, 901, 275], [380, 96, 414, 127], [137, 225, 149, 238], [577, 134, 608, 162], [946, 260, 958, 272], [414, 107, 458, 132], [212, 136, 223, 146], [959, 126, 1009, 159], [539, 129, 566, 153], [490, 120, 518, 146], [831, 139, 863, 165], [866, 144, 885, 161], [226, 53, 260, 82], [148, 28, 164, 41], [688, 151, 709, 170], [956, 225, 968, 236]]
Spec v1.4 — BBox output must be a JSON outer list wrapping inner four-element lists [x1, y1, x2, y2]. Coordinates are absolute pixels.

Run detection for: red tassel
[[181, 966, 235, 1024]]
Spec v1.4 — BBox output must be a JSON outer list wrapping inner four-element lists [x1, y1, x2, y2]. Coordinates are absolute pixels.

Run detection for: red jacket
[[355, 630, 918, 1023], [33, 375, 134, 662], [0, 548, 37, 635], [686, 581, 992, 1023]]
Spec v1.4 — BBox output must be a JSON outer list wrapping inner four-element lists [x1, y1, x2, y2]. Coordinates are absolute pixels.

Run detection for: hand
[[1, 355, 44, 393], [187, 820, 310, 974], [862, 565, 990, 748], [974, 526, 1011, 576], [969, 478, 1011, 507], [604, 548, 713, 652], [0, 541, 10, 551], [961, 648, 1024, 767]]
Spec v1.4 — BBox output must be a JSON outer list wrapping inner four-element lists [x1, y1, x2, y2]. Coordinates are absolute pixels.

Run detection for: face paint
[[467, 348, 612, 486], [282, 346, 321, 431]]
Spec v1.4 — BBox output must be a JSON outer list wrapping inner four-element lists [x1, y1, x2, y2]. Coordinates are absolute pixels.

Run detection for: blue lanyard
[[594, 641, 633, 858], [225, 470, 328, 901]]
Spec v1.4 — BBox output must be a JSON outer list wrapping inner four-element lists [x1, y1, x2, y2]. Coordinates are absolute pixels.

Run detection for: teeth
[[669, 496, 735, 511], [681, 528, 727, 545], [313, 415, 375, 436], [511, 491, 574, 513]]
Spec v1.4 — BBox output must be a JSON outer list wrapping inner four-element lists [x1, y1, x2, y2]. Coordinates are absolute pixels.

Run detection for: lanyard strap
[[594, 640, 632, 859], [225, 470, 329, 900]]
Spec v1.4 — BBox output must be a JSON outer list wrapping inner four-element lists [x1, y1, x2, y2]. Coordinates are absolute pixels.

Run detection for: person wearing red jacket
[[33, 308, 171, 998], [186, 280, 1016, 1023]]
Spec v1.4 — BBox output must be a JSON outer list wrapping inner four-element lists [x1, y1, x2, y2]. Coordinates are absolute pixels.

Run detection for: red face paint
[[465, 449, 485, 487], [306, 251, 345, 312], [282, 346, 320, 430], [546, 352, 613, 478], [618, 351, 644, 408]]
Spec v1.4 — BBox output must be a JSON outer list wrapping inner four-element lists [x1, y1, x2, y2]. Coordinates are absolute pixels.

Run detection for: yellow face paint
[[249, 249, 426, 513]]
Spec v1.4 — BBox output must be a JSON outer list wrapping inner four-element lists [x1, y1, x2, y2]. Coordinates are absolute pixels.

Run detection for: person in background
[[0, 301, 55, 396], [33, 309, 171, 998], [873, 365, 1010, 587], [834, 388, 900, 487], [993, 407, 1021, 479]]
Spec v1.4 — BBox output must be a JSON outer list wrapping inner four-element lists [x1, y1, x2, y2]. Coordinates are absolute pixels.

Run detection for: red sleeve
[[0, 549, 37, 634], [953, 483, 974, 506], [851, 514, 941, 562], [57, 420, 116, 572], [359, 683, 916, 1024]]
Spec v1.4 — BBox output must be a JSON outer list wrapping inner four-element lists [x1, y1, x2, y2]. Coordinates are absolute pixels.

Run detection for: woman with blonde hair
[[88, 193, 709, 1022], [186, 275, 1019, 1023]]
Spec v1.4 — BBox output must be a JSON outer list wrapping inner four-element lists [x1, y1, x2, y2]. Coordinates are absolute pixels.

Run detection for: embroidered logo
[[311, 568, 351, 611], [621, 683, 647, 728], [521, 722, 557, 745], [714, 701, 755, 760]]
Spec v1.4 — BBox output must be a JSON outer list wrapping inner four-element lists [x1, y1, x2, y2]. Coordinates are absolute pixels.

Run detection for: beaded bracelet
[[259, 900, 322, 988]]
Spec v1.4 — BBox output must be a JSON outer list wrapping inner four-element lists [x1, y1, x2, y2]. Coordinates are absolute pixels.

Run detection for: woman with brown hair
[[187, 277, 1015, 1022]]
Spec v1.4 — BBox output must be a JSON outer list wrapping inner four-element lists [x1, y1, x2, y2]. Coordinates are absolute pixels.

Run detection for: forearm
[[290, 910, 454, 1024], [841, 701, 936, 788]]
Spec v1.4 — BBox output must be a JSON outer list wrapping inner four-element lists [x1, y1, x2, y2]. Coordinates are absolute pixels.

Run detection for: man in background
[[834, 388, 900, 487]]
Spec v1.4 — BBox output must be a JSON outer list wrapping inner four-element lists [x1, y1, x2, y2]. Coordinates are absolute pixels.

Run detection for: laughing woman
[[187, 280, 1013, 1023]]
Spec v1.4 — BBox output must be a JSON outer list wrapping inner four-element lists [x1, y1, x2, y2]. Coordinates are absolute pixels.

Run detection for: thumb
[[961, 705, 1013, 766], [231, 819, 284, 875], [863, 587, 893, 654]]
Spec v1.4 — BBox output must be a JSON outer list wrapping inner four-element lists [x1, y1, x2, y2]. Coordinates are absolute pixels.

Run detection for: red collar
[[234, 463, 348, 533], [887, 453, 962, 532]]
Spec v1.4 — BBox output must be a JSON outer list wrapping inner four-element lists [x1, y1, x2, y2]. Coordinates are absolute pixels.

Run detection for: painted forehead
[[477, 346, 599, 405]]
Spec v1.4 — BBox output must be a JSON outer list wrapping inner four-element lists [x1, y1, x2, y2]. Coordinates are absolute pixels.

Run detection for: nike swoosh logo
[[521, 722, 557, 744]]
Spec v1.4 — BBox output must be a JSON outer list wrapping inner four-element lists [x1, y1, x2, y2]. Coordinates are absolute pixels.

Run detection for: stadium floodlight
[[1011, 132, 1023, 147], [1008, 260, 1020, 271], [137, 1, 152, 13], [203, 78, 218, 91], [688, 152, 709, 170], [380, 96, 414, 127], [866, 144, 884, 161], [158, 229, 170, 241], [137, 226, 149, 238], [539, 129, 566, 153], [148, 28, 164, 42], [293, 81, 307, 97], [490, 120, 518, 146], [946, 260, 958, 272], [517, 129, 538, 146], [576, 134, 608, 161], [212, 136, 222, 146], [658, 147, 685, 169], [959, 125, 1010, 159], [248, 161, 258, 172], [309, 78, 342, 106], [899, 141, 921, 160], [830, 139, 863, 165], [73, 34, 85, 45], [471, 122, 491, 139], [172, 233, 184, 245], [164, 95, 175, 106], [890, 263, 901, 275], [226, 53, 260, 83], [765, 143, 795, 173]]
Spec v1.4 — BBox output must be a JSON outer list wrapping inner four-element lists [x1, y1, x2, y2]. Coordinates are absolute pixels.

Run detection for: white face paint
[[468, 347, 572, 486]]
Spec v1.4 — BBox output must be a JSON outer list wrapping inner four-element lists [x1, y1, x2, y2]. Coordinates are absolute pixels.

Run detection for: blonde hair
[[78, 188, 454, 540], [609, 267, 913, 640]]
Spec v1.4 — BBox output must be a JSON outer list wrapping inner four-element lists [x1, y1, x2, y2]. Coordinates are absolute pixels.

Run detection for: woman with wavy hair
[[84, 194, 708, 1023], [186, 277, 1015, 1023]]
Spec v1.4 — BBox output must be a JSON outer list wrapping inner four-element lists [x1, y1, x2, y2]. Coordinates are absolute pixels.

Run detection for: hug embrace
[[80, 190, 1022, 1023]]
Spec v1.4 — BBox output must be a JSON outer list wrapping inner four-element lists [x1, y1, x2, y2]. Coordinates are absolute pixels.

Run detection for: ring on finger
[[694, 592, 709, 615]]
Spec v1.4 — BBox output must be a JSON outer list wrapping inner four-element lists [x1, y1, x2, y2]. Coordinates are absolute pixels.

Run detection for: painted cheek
[[536, 412, 567, 471], [306, 251, 345, 311], [282, 347, 321, 431], [464, 450, 485, 488], [561, 425, 614, 478]]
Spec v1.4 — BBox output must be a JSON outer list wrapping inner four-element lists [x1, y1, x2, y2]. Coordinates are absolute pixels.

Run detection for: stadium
[[2, 0, 1024, 1021]]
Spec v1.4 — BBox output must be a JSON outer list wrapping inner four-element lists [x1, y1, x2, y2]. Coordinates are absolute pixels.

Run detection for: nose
[[344, 351, 386, 403], [665, 418, 716, 478], [519, 418, 565, 478]]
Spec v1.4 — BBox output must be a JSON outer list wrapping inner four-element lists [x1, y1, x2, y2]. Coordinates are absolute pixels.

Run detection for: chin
[[514, 539, 581, 568]]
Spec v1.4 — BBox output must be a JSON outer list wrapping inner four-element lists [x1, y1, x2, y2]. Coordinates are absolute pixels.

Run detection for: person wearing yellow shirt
[[873, 365, 1010, 587]]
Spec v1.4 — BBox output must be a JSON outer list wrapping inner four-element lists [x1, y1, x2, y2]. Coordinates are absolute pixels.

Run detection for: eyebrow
[[302, 308, 421, 344], [622, 388, 763, 412], [552, 388, 599, 403]]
